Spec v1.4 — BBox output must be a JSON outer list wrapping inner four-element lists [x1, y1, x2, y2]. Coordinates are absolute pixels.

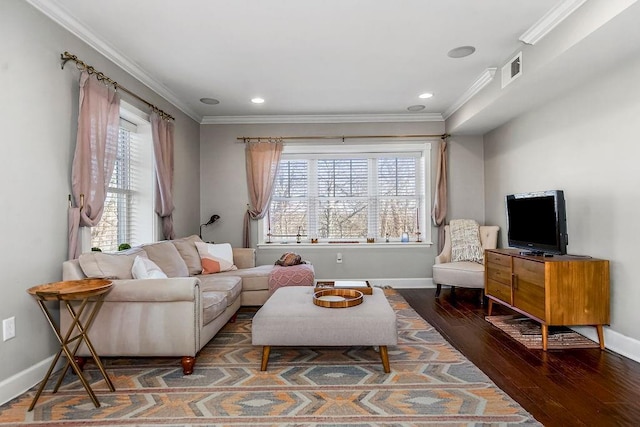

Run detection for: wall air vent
[[501, 51, 522, 88]]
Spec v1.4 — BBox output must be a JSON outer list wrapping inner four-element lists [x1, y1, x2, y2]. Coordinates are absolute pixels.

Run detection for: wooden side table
[[26, 279, 115, 410]]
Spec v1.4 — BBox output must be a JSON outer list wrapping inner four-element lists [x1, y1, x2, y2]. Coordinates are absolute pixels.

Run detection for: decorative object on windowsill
[[91, 247, 102, 252], [367, 237, 375, 243], [199, 214, 220, 239], [118, 243, 131, 251], [296, 226, 302, 244], [416, 205, 422, 242], [311, 237, 318, 244], [386, 233, 390, 243], [401, 231, 410, 243], [265, 210, 273, 243]]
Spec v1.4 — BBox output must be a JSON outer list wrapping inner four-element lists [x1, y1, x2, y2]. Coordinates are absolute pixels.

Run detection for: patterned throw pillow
[[450, 219, 484, 264], [195, 242, 238, 274], [275, 252, 302, 266]]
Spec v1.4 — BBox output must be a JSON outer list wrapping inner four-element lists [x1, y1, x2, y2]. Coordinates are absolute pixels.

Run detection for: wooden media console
[[485, 248, 610, 350]]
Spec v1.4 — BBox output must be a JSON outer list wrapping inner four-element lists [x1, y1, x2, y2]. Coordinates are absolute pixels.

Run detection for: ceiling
[[31, 0, 568, 123]]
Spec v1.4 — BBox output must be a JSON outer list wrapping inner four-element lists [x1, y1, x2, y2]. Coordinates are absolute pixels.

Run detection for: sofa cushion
[[142, 241, 189, 278], [199, 276, 242, 307], [172, 235, 203, 275], [201, 291, 228, 325], [214, 265, 274, 292], [78, 248, 144, 279], [131, 255, 168, 279], [195, 242, 237, 274]]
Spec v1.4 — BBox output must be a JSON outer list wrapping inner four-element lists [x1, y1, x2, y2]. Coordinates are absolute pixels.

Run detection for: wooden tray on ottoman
[[315, 280, 373, 295], [313, 288, 364, 308]]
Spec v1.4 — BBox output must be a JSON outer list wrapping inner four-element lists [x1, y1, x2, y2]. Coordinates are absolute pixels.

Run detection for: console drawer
[[487, 263, 511, 286], [486, 251, 511, 267], [486, 279, 511, 304]]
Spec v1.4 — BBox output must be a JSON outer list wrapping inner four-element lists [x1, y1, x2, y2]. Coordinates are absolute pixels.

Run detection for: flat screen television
[[505, 190, 568, 255]]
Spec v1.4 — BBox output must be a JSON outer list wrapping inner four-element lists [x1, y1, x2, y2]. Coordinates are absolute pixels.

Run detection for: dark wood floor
[[397, 287, 640, 427]]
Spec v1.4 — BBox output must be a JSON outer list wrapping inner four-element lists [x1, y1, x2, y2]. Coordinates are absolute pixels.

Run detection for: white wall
[[200, 122, 485, 281], [484, 54, 640, 351], [0, 0, 200, 402]]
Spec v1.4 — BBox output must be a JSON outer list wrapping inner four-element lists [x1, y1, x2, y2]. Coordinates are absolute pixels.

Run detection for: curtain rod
[[60, 51, 175, 121], [238, 134, 449, 143]]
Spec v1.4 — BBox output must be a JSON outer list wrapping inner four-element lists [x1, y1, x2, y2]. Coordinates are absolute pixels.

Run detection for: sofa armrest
[[101, 278, 200, 302], [232, 248, 256, 269], [63, 259, 87, 280]]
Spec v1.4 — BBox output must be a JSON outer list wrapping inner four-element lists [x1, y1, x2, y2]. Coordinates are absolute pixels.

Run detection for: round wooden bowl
[[313, 288, 363, 308]]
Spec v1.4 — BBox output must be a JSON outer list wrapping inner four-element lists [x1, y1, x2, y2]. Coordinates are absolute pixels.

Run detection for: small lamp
[[200, 214, 220, 239]]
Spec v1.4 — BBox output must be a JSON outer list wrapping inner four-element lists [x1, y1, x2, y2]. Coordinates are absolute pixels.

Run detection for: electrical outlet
[[3, 317, 15, 341], [336, 252, 343, 263]]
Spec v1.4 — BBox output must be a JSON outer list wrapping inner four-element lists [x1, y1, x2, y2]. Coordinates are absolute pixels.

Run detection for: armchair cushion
[[432, 261, 485, 289]]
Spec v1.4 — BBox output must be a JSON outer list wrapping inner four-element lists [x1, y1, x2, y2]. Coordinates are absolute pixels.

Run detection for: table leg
[[542, 324, 549, 351], [29, 295, 114, 411], [379, 345, 390, 373], [65, 299, 115, 392], [53, 298, 92, 393], [596, 325, 605, 350], [260, 346, 271, 371], [29, 298, 100, 410]]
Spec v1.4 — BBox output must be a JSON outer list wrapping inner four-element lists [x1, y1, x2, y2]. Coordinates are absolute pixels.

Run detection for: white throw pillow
[[131, 255, 168, 279], [195, 242, 237, 274]]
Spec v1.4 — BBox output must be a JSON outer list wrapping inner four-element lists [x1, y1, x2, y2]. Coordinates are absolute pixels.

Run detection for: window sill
[[257, 241, 433, 249]]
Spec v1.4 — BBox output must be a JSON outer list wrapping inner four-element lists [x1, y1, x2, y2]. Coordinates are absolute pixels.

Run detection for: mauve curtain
[[151, 112, 176, 240], [431, 139, 448, 253], [243, 141, 283, 247], [68, 71, 121, 259]]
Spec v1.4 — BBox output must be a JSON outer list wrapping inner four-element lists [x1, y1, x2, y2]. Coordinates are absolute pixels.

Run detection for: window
[[90, 103, 155, 251], [265, 143, 430, 243]]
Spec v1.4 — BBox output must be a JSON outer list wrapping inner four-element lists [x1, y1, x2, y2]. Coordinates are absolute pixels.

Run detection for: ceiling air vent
[[501, 52, 522, 88]]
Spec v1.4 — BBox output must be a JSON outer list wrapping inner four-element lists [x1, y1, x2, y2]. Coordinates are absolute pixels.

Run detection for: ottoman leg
[[260, 346, 271, 371], [379, 345, 390, 373]]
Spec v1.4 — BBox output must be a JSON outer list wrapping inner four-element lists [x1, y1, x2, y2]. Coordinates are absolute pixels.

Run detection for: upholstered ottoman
[[251, 286, 397, 372], [267, 263, 315, 294]]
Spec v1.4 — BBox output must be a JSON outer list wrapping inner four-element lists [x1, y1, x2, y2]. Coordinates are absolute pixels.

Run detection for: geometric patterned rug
[[486, 314, 600, 350], [0, 290, 541, 426]]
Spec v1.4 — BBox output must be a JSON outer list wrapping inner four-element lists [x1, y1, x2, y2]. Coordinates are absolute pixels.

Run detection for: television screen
[[506, 190, 567, 254]]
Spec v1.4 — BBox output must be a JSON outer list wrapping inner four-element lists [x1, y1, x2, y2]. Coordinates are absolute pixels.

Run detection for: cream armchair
[[432, 225, 500, 302]]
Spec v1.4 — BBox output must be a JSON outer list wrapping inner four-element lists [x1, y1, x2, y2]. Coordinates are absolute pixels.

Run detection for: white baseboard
[[317, 278, 434, 289], [0, 354, 63, 407], [572, 326, 640, 364]]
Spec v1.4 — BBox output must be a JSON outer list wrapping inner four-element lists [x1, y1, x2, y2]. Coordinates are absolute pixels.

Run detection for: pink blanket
[[268, 264, 315, 294]]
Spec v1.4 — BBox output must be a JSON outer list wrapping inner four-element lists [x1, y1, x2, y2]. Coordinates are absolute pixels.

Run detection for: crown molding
[[201, 113, 443, 125], [443, 68, 497, 120], [519, 0, 587, 45], [25, 0, 201, 122]]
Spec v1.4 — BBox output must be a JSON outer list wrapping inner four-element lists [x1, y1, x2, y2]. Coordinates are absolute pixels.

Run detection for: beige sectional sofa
[[61, 235, 276, 374]]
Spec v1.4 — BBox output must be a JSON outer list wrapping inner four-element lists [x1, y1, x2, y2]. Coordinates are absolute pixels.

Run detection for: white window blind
[[90, 104, 154, 252], [267, 143, 428, 243]]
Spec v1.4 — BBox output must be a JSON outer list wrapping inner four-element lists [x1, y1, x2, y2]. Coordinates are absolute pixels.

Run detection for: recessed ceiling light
[[199, 97, 220, 105], [418, 93, 433, 99], [447, 46, 476, 58], [407, 105, 425, 112], [251, 97, 265, 104]]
